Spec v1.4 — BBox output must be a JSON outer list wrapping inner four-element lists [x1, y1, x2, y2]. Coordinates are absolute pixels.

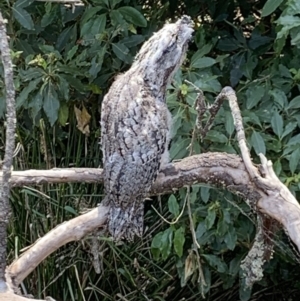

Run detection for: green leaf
[[14, 0, 34, 8], [261, 0, 284, 17], [80, 18, 94, 38], [151, 232, 163, 249], [120, 35, 145, 48], [282, 122, 297, 139], [117, 6, 147, 27], [288, 96, 300, 109], [66, 45, 79, 61], [43, 83, 60, 126], [168, 194, 179, 217], [174, 227, 185, 257], [161, 228, 173, 260], [0, 96, 6, 118], [200, 187, 210, 204], [170, 138, 190, 160], [64, 205, 77, 215], [91, 14, 107, 35], [205, 130, 228, 143], [16, 78, 42, 109], [58, 103, 69, 126], [224, 225, 237, 250], [56, 26, 74, 51], [191, 57, 216, 69], [205, 207, 216, 230], [289, 148, 300, 174], [271, 111, 283, 138], [202, 254, 228, 273], [61, 75, 86, 93], [251, 131, 266, 155], [112, 43, 131, 63], [13, 6, 34, 30], [246, 85, 265, 109], [190, 44, 213, 64], [28, 91, 43, 122]]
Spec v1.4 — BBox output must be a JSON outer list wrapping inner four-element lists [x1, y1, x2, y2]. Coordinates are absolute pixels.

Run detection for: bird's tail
[[107, 201, 144, 241]]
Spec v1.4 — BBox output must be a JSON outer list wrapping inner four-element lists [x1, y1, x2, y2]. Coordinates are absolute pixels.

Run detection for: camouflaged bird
[[101, 16, 194, 241]]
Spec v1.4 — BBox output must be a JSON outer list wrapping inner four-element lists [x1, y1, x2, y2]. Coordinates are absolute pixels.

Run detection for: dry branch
[[7, 152, 255, 287]]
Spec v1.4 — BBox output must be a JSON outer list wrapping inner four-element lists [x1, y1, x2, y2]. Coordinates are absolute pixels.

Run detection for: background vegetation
[[1, 0, 300, 300]]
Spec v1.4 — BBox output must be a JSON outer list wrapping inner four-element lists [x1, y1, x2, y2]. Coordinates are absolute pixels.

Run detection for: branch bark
[[0, 11, 16, 292]]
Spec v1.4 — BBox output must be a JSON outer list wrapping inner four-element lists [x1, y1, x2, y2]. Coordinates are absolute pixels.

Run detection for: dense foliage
[[1, 0, 300, 300]]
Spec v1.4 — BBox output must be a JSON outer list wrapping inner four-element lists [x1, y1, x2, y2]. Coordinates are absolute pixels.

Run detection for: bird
[[100, 15, 194, 241]]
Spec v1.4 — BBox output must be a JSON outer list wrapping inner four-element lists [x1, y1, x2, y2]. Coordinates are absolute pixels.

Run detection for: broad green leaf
[[224, 226, 237, 250], [205, 130, 228, 143], [151, 232, 163, 249], [120, 35, 145, 48], [66, 45, 79, 61], [16, 78, 42, 109], [0, 96, 6, 118], [271, 111, 283, 138], [191, 57, 216, 69], [81, 7, 102, 24], [161, 228, 173, 260], [20, 67, 45, 81], [246, 85, 265, 109], [282, 122, 297, 139], [117, 6, 147, 27], [288, 96, 300, 109], [217, 37, 240, 51], [13, 6, 34, 30], [111, 0, 123, 8], [200, 187, 210, 204], [80, 19, 94, 38], [14, 0, 34, 8], [241, 55, 258, 80], [251, 131, 266, 155], [202, 254, 228, 273], [28, 91, 43, 122], [174, 227, 185, 257], [205, 208, 216, 230], [41, 11, 56, 28], [112, 43, 130, 63], [91, 14, 107, 35], [289, 148, 300, 174], [196, 221, 206, 240], [170, 138, 190, 160], [64, 206, 77, 215], [229, 256, 243, 276], [190, 44, 213, 65], [56, 26, 74, 51], [57, 76, 69, 101], [43, 83, 60, 126], [168, 194, 179, 217], [61, 75, 86, 93], [261, 0, 284, 17]]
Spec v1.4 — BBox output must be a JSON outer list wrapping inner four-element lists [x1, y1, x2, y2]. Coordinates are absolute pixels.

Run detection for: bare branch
[[0, 11, 16, 290], [6, 153, 256, 286], [7, 205, 109, 288]]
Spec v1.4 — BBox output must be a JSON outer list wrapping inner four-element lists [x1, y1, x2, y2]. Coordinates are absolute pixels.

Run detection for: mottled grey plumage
[[101, 16, 194, 241]]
